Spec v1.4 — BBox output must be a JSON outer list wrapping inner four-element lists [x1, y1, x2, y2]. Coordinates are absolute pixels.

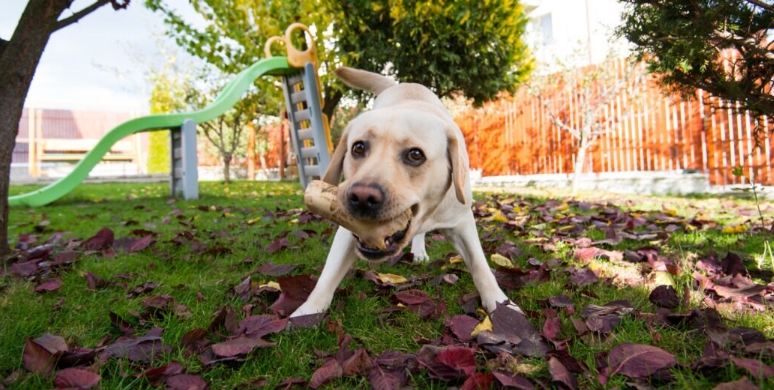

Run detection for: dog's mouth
[[352, 219, 411, 260]]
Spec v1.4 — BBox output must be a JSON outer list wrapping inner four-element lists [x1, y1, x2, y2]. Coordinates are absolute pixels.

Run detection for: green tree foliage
[[144, 0, 334, 116], [616, 0, 774, 119], [146, 0, 532, 118], [329, 0, 533, 106]]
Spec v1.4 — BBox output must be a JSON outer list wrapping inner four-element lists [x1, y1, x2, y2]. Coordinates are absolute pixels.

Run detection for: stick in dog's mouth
[[304, 180, 413, 256]]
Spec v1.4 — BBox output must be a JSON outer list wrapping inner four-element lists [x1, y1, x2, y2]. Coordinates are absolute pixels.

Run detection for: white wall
[[525, 0, 628, 68]]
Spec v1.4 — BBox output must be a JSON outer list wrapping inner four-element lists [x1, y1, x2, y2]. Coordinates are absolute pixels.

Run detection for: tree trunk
[[571, 141, 590, 195], [247, 122, 256, 180], [223, 155, 231, 184], [0, 0, 72, 258]]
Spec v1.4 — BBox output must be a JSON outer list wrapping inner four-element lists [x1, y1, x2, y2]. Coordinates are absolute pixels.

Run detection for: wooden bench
[[37, 138, 138, 163]]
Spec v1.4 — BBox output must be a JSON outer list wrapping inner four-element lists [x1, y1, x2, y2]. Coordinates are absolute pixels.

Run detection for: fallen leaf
[[605, 343, 676, 382], [548, 356, 578, 390], [35, 278, 62, 292], [712, 376, 760, 390], [731, 356, 774, 379], [166, 374, 207, 390], [310, 358, 343, 389], [377, 273, 409, 285], [53, 368, 101, 389], [649, 285, 680, 309]]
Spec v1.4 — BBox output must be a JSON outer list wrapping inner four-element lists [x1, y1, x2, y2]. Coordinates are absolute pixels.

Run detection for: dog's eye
[[351, 141, 367, 157], [404, 148, 426, 166]]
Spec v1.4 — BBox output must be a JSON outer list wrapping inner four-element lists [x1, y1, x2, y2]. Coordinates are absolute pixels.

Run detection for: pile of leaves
[[3, 185, 774, 389]]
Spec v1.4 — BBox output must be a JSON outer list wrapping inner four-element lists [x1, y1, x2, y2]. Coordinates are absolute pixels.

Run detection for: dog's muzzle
[[352, 219, 411, 260]]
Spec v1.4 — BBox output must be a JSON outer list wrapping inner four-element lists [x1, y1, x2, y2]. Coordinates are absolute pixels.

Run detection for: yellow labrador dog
[[290, 67, 520, 317]]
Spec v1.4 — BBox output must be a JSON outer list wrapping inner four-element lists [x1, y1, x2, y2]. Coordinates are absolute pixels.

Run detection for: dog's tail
[[333, 67, 397, 96]]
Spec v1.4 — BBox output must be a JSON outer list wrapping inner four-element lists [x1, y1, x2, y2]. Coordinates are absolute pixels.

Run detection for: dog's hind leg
[[443, 213, 523, 314], [411, 233, 430, 263], [290, 226, 358, 318]]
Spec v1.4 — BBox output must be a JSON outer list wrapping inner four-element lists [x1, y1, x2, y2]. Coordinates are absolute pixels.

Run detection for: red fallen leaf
[[125, 282, 158, 299], [276, 377, 307, 388], [416, 345, 475, 381], [731, 356, 774, 379], [436, 347, 476, 376], [211, 335, 275, 357], [52, 250, 78, 266], [210, 306, 239, 334], [137, 361, 184, 386], [100, 335, 169, 363], [23, 338, 56, 375], [254, 262, 298, 276], [33, 333, 68, 354], [166, 374, 207, 390], [460, 372, 494, 390], [53, 368, 101, 389], [546, 349, 586, 374], [289, 312, 327, 328], [266, 238, 292, 253], [127, 236, 154, 253], [649, 285, 680, 308], [270, 275, 317, 316], [569, 268, 598, 287], [604, 343, 676, 382], [712, 376, 761, 390], [10, 259, 39, 277], [109, 312, 135, 336], [721, 252, 747, 276], [548, 356, 578, 390], [35, 277, 62, 292], [83, 272, 111, 290], [447, 314, 480, 342], [483, 303, 549, 357], [491, 370, 535, 389], [237, 315, 288, 338], [82, 227, 114, 251], [341, 347, 372, 376], [310, 358, 343, 389], [392, 289, 431, 305], [368, 365, 405, 390], [542, 316, 562, 340]]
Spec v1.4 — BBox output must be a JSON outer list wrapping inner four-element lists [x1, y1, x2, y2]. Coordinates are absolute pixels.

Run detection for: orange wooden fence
[[455, 65, 774, 186]]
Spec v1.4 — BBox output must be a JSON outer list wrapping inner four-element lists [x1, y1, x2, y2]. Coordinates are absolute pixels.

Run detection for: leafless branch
[[54, 0, 111, 32]]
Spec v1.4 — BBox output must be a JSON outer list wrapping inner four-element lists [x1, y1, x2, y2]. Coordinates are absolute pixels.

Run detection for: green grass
[[2, 181, 774, 389]]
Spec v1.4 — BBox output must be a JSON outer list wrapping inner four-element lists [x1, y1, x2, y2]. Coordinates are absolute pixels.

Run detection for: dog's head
[[323, 67, 469, 261]]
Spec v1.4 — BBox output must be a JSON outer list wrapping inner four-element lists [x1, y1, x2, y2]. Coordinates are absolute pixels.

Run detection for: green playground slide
[[10, 56, 295, 208]]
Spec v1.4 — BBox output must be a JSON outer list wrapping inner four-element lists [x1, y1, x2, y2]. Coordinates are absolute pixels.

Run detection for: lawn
[[2, 180, 774, 389]]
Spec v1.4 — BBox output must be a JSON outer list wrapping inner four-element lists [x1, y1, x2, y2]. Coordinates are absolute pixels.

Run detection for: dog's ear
[[322, 129, 348, 185], [446, 133, 468, 205]]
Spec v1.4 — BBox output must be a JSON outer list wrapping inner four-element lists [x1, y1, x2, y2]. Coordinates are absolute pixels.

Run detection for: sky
[[1, 0, 198, 112]]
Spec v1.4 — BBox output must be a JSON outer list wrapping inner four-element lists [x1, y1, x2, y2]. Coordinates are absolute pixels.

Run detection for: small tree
[[184, 70, 276, 183], [0, 0, 130, 257], [616, 0, 774, 121], [528, 55, 648, 194]]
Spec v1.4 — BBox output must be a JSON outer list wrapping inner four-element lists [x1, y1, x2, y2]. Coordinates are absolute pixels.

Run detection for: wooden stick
[[304, 180, 412, 250]]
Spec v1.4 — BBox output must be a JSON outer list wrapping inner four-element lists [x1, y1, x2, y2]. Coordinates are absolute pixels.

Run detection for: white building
[[522, 0, 628, 68]]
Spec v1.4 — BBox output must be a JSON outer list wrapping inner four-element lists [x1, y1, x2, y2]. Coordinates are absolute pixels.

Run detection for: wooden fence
[[454, 63, 774, 187]]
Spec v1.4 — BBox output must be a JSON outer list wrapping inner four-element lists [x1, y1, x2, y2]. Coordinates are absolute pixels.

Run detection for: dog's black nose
[[346, 183, 384, 215]]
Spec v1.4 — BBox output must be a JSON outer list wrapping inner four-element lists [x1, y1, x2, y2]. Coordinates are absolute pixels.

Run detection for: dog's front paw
[[411, 247, 430, 263], [411, 234, 430, 263]]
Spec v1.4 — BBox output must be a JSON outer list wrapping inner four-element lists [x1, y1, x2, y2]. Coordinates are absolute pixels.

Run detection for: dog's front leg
[[411, 233, 430, 263], [290, 226, 358, 318], [443, 213, 523, 314]]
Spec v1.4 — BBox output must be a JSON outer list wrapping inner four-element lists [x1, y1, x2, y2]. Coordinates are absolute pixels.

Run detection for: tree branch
[[745, 0, 774, 13], [54, 0, 111, 32]]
